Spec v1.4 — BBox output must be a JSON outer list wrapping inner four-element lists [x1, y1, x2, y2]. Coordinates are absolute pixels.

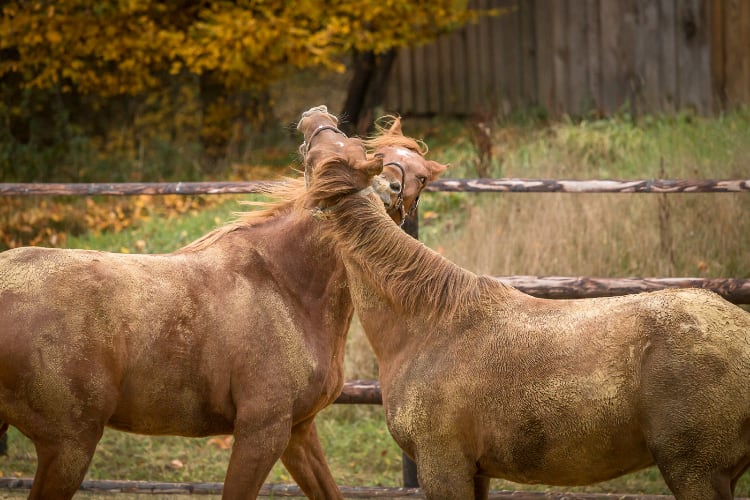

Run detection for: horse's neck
[[203, 210, 354, 352], [324, 195, 466, 365], [343, 258, 418, 368]]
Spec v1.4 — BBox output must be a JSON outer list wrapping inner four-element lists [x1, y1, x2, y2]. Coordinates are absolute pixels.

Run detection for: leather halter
[[383, 160, 419, 227], [302, 125, 347, 155]]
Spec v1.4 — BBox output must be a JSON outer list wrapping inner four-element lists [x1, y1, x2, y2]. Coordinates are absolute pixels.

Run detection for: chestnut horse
[[0, 106, 440, 499], [300, 107, 750, 500]]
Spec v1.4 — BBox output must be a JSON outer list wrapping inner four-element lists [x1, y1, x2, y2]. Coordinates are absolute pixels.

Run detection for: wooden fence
[[384, 0, 750, 117], [1, 177, 749, 498]]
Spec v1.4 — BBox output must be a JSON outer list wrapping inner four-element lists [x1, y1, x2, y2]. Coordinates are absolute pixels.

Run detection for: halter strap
[[302, 125, 347, 155]]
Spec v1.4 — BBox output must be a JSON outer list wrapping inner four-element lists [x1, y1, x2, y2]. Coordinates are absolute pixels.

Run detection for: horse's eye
[[417, 176, 427, 185]]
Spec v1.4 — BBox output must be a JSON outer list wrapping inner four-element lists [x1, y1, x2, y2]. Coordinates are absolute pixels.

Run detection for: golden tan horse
[[0, 106, 439, 499], [300, 107, 750, 500]]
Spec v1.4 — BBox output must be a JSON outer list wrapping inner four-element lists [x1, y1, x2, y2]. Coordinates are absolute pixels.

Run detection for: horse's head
[[297, 106, 386, 210], [367, 117, 448, 226]]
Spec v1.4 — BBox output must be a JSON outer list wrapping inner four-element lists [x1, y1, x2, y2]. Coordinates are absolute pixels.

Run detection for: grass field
[[1, 109, 750, 496]]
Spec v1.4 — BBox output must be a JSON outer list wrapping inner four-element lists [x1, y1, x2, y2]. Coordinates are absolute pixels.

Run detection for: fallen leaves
[[0, 194, 218, 251], [168, 459, 184, 470], [207, 435, 233, 450]]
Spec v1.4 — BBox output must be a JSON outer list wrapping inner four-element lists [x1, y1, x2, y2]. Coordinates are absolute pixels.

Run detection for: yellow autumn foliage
[[0, 0, 481, 96]]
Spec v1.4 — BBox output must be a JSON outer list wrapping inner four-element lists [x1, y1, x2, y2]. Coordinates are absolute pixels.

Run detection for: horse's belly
[[107, 403, 234, 436], [480, 427, 654, 486], [108, 377, 235, 437]]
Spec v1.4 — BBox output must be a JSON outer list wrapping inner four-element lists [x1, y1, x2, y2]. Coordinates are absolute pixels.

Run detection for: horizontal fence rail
[[0, 181, 274, 196], [0, 477, 695, 499], [497, 276, 750, 304], [426, 178, 750, 193], [0, 477, 699, 499], [2, 178, 750, 196]]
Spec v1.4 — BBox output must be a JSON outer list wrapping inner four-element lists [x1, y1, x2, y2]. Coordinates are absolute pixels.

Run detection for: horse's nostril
[[390, 180, 402, 192]]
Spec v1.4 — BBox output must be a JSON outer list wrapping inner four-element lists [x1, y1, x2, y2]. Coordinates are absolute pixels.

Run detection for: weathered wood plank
[[585, 0, 602, 114], [397, 47, 414, 114], [519, 0, 537, 107], [675, 0, 712, 113], [465, 9, 482, 113], [0, 477, 699, 498], [534, 0, 555, 112], [412, 43, 429, 115], [659, 0, 679, 113], [476, 0, 492, 112], [710, 0, 726, 110], [552, 0, 569, 115], [635, 0, 663, 114], [425, 177, 750, 193], [336, 380, 382, 404], [0, 181, 272, 196], [599, 0, 625, 115], [493, 0, 521, 114], [722, 0, 750, 107], [495, 276, 750, 304], [437, 34, 455, 114], [567, 0, 590, 116], [424, 38, 441, 114], [451, 27, 469, 114]]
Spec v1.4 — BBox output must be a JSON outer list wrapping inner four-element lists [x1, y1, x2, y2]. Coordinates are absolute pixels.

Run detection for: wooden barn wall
[[384, 0, 749, 118]]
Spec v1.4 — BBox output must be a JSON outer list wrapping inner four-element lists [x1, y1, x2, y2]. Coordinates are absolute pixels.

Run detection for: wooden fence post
[[400, 209, 420, 489]]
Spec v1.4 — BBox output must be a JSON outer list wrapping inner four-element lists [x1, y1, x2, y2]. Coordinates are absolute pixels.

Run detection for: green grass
[[2, 109, 750, 496], [65, 195, 247, 254], [0, 407, 402, 488]]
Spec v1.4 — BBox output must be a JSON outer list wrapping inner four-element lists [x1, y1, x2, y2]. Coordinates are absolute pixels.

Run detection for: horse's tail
[[0, 421, 8, 437]]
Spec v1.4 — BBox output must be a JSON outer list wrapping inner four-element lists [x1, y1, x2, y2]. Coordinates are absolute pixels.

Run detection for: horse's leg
[[415, 447, 477, 500], [222, 413, 291, 500], [29, 427, 103, 500], [658, 467, 733, 500], [280, 418, 343, 500], [647, 417, 750, 500], [473, 475, 490, 500]]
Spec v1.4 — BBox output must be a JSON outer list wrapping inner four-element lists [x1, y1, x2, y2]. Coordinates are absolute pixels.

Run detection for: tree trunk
[[341, 49, 397, 136]]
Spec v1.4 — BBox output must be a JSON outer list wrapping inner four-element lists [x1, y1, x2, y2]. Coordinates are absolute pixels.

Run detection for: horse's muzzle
[[371, 175, 397, 208]]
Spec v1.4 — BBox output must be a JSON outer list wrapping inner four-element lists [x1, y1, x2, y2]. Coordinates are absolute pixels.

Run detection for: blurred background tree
[[0, 0, 484, 181]]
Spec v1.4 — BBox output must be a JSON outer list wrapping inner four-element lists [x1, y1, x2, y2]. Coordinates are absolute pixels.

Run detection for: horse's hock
[[1, 177, 749, 498]]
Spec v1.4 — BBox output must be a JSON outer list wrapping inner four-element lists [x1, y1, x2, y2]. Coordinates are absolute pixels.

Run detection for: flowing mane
[[179, 116, 420, 254], [322, 192, 510, 324], [178, 176, 308, 252], [365, 116, 429, 155]]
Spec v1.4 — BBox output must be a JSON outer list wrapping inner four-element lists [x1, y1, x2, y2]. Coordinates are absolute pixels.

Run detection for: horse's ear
[[388, 117, 403, 136], [428, 160, 448, 181], [355, 157, 384, 178]]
